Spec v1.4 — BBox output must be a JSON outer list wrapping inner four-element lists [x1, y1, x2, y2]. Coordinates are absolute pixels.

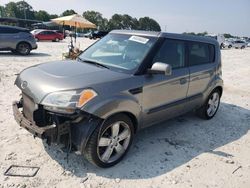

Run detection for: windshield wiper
[[77, 57, 110, 69]]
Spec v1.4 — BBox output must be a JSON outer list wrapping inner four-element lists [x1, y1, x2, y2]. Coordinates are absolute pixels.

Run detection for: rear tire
[[197, 89, 221, 120], [16, 42, 31, 55], [84, 114, 134, 168]]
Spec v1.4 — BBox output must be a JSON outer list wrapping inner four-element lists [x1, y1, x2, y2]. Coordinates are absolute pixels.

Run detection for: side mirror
[[148, 62, 172, 76]]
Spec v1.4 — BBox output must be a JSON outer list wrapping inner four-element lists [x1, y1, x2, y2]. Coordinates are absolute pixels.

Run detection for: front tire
[[84, 114, 134, 168], [197, 89, 221, 120]]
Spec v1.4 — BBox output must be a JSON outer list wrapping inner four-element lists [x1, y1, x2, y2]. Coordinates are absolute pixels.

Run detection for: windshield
[[79, 33, 157, 74]]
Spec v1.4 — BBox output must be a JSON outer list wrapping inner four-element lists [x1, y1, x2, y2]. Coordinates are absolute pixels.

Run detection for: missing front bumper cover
[[13, 101, 64, 145]]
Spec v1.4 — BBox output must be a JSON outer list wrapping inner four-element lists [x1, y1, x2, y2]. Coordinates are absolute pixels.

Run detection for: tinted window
[[47, 31, 55, 35], [188, 42, 215, 66], [0, 27, 20, 34], [153, 39, 185, 69]]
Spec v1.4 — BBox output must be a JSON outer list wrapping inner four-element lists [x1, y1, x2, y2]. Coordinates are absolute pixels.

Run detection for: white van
[[206, 34, 225, 49]]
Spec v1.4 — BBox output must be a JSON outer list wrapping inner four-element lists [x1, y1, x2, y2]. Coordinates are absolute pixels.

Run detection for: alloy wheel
[[207, 92, 220, 117], [97, 121, 131, 163]]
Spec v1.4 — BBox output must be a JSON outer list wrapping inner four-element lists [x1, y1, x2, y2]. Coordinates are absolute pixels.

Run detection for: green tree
[[49, 14, 58, 19], [121, 14, 139, 30], [61, 9, 76, 17], [0, 5, 6, 17], [4, 2, 18, 17], [138, 17, 161, 31], [197, 31, 208, 36], [224, 33, 235, 38], [108, 14, 139, 30], [183, 32, 197, 36], [4, 1, 34, 19], [16, 1, 35, 19], [83, 10, 108, 30], [34, 10, 50, 21]]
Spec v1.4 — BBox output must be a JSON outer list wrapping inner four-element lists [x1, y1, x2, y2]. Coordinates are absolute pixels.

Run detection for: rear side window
[[153, 39, 185, 69], [0, 27, 18, 34], [188, 42, 215, 66], [0, 27, 28, 34]]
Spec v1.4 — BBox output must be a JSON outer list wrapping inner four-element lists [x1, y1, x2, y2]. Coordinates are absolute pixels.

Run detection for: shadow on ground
[[44, 102, 250, 179]]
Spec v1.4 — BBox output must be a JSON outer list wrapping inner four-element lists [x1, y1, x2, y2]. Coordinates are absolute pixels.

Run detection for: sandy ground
[[0, 38, 250, 188]]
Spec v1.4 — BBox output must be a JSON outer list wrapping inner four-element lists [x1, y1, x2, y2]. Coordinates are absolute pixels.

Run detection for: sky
[[1, 0, 250, 36]]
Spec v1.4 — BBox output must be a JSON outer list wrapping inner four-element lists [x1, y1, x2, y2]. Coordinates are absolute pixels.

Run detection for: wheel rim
[[56, 38, 59, 42], [18, 44, 29, 54], [97, 121, 131, 163], [207, 92, 220, 117]]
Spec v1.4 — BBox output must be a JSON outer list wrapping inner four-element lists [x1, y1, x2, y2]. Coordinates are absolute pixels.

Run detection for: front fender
[[81, 93, 142, 123]]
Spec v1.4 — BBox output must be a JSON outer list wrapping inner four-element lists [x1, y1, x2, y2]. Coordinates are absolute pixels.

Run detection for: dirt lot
[[0, 38, 250, 188]]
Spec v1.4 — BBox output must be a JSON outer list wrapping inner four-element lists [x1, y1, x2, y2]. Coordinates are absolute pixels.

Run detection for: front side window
[[153, 39, 185, 69], [79, 33, 157, 73], [188, 42, 215, 66]]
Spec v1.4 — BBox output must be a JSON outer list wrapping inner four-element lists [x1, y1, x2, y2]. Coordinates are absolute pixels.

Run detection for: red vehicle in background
[[33, 30, 64, 42]]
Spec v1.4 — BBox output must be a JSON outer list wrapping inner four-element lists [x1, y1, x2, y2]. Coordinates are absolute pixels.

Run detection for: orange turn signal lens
[[77, 89, 97, 107]]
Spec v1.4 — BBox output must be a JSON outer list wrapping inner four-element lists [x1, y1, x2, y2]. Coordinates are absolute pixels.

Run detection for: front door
[[142, 39, 189, 127]]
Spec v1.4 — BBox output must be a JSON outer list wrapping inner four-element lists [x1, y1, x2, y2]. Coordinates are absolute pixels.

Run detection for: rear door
[[186, 41, 216, 107], [0, 27, 18, 49], [142, 39, 189, 126]]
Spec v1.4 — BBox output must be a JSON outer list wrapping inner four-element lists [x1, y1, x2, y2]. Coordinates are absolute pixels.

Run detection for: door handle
[[180, 78, 187, 85]]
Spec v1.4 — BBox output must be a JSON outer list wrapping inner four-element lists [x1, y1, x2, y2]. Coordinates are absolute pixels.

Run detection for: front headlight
[[41, 89, 97, 113]]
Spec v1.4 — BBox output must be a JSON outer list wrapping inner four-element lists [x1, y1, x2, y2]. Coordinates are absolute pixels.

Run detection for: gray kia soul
[[13, 30, 223, 167]]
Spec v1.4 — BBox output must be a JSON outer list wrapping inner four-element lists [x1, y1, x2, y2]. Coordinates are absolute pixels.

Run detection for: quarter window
[[188, 42, 215, 66], [153, 39, 185, 69]]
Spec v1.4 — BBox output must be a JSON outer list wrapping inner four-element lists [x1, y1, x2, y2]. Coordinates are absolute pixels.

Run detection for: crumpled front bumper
[[12, 100, 103, 151], [12, 101, 57, 140]]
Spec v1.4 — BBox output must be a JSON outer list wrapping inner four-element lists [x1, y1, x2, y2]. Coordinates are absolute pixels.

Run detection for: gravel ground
[[0, 38, 250, 188]]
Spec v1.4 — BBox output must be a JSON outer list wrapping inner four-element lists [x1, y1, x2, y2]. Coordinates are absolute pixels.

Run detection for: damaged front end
[[13, 92, 103, 152]]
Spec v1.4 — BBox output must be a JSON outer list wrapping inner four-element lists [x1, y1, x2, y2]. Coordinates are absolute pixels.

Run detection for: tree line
[[182, 31, 247, 39], [0, 1, 161, 31]]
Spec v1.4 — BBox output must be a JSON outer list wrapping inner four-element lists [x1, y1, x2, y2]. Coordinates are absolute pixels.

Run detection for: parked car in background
[[232, 40, 247, 49], [89, 30, 109, 39], [84, 31, 92, 38], [31, 29, 43, 35], [33, 30, 64, 42], [13, 30, 223, 168], [246, 40, 250, 47], [53, 30, 66, 39], [0, 25, 37, 55], [223, 39, 234, 48], [206, 34, 225, 49]]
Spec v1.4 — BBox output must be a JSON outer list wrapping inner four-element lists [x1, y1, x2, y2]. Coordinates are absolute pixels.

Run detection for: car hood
[[15, 60, 130, 103]]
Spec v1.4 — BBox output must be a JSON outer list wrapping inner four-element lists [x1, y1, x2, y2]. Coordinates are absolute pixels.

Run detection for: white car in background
[[232, 40, 247, 49], [247, 40, 250, 47], [223, 40, 233, 48], [206, 34, 225, 49]]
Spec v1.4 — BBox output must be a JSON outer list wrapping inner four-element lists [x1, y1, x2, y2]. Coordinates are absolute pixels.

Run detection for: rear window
[[0, 27, 29, 34], [188, 42, 215, 66]]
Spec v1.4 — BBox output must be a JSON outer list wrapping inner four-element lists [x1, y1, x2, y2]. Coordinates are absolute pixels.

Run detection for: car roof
[[0, 25, 29, 31], [110, 30, 218, 45]]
